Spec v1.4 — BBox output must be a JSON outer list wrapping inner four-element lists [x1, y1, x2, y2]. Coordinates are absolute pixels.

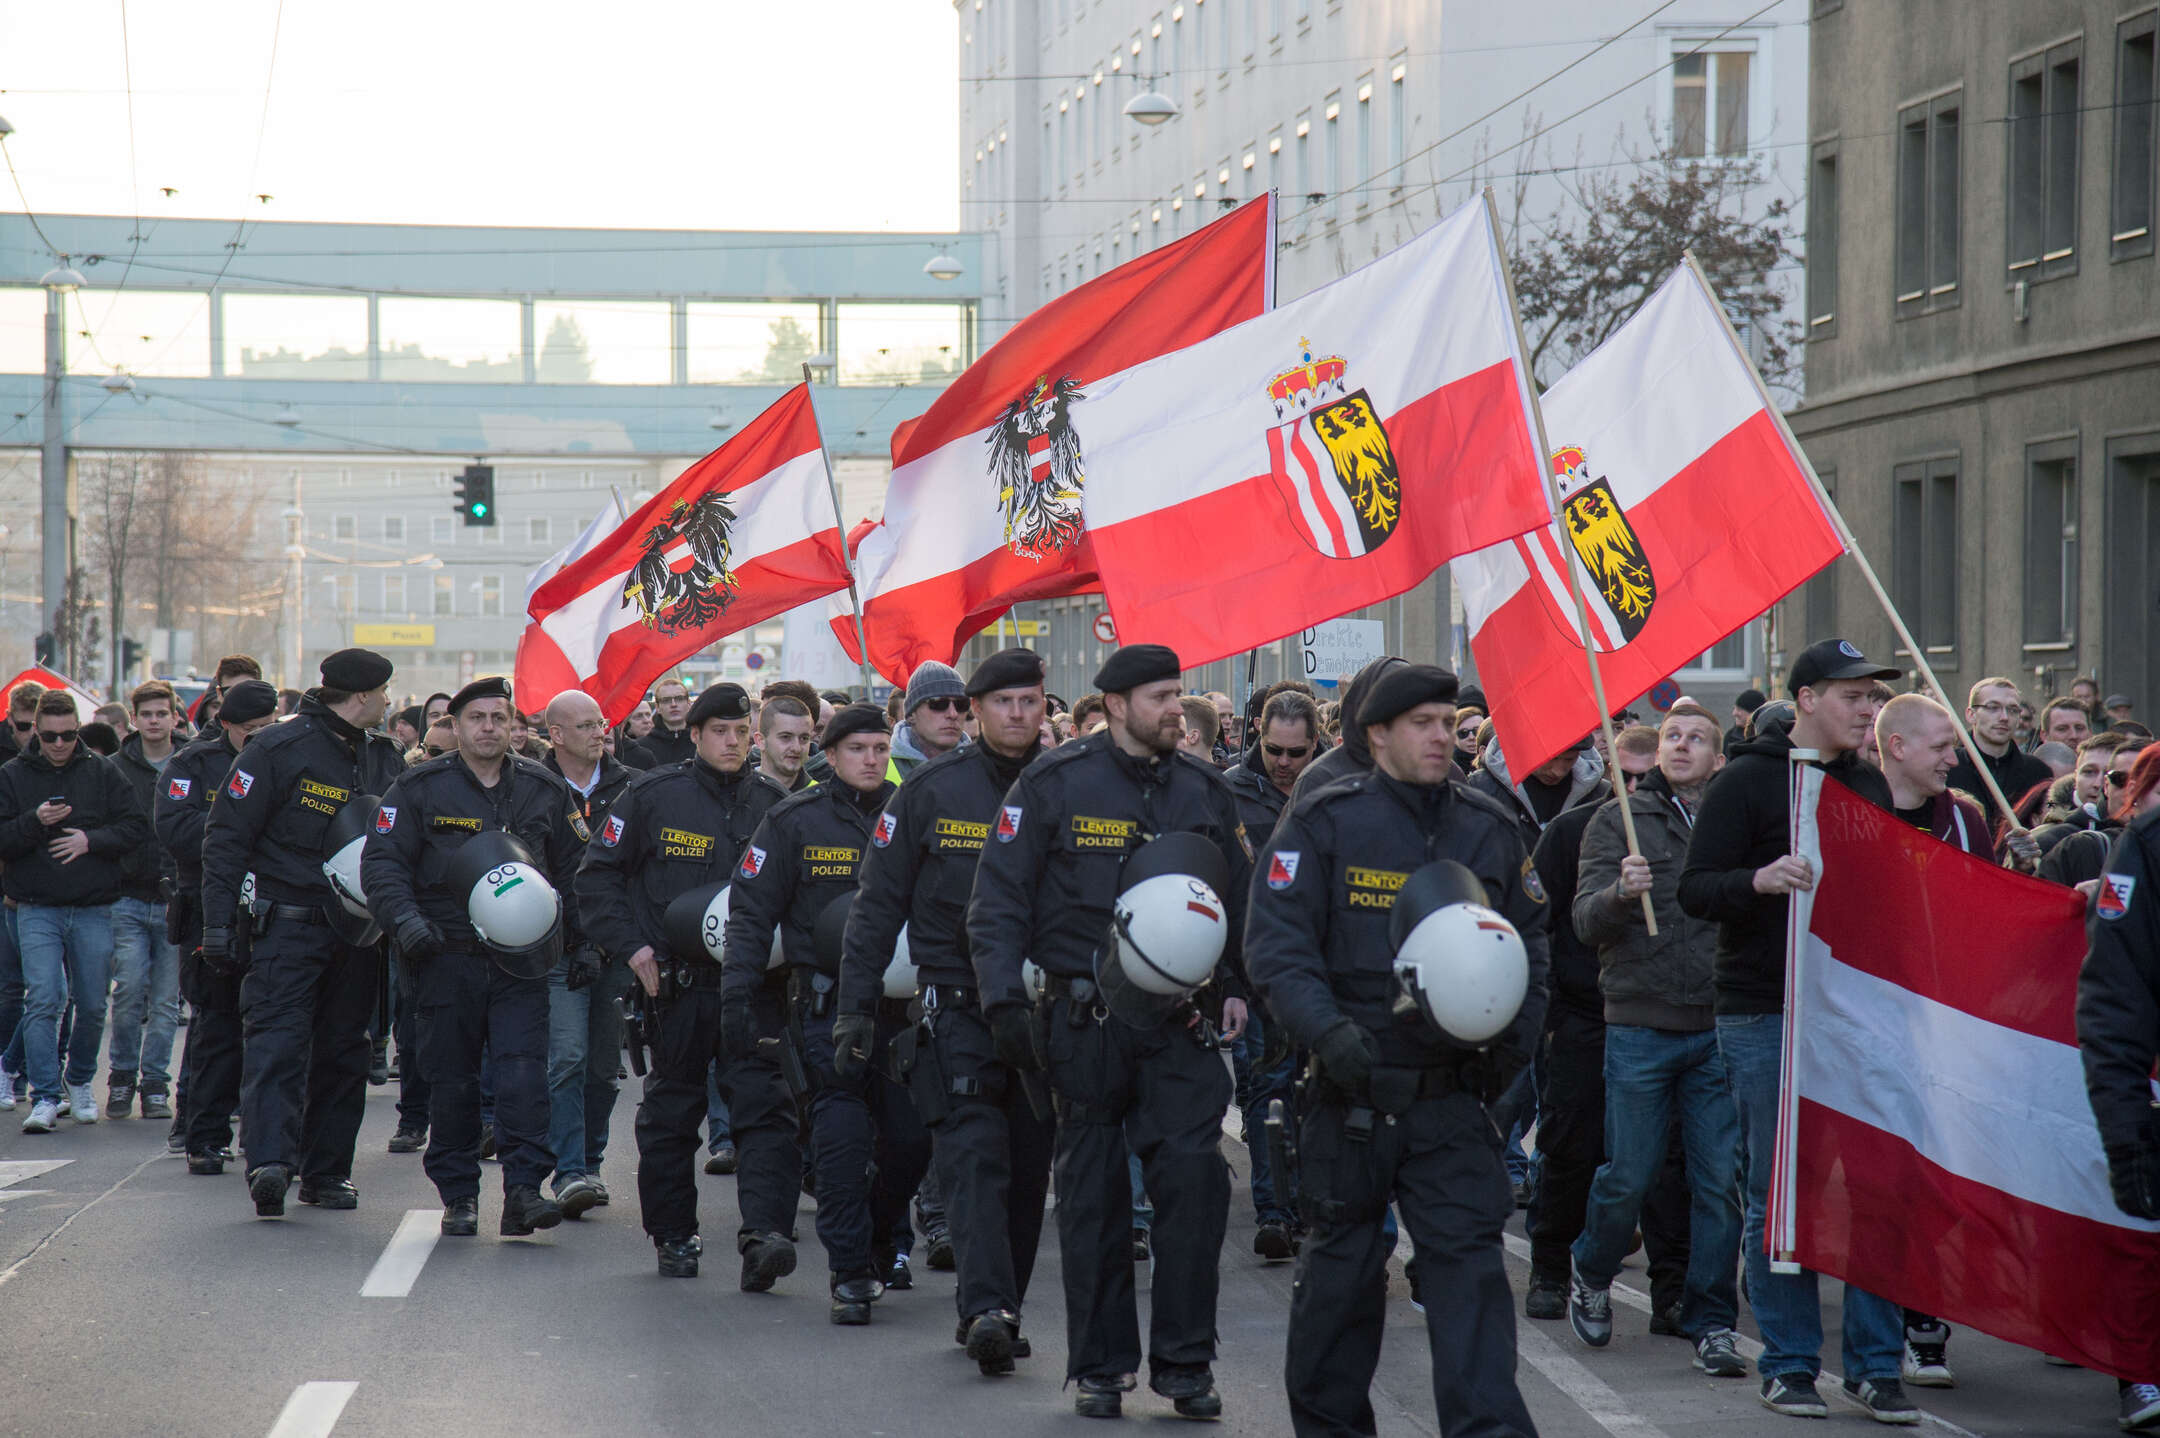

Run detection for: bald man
[[1876, 696, 1994, 858], [541, 690, 641, 1213]]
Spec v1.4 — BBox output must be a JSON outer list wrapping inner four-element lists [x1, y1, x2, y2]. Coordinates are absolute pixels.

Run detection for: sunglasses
[[1262, 743, 1310, 759], [2108, 770, 2134, 787], [918, 696, 967, 714], [425, 746, 451, 758], [10, 719, 32, 732], [38, 729, 79, 745]]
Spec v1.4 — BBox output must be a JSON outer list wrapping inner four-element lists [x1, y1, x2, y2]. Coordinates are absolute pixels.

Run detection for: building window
[[1892, 457, 1960, 652], [1389, 61, 1406, 175], [1672, 50, 1750, 157], [1324, 93, 1341, 217], [1896, 92, 1961, 316], [383, 572, 406, 616], [2007, 42, 2081, 280], [332, 574, 357, 617], [333, 514, 357, 542], [1295, 113, 1312, 199], [432, 514, 453, 544], [2023, 442, 2078, 647], [1355, 77, 1373, 206], [1807, 145, 1838, 336], [1804, 468, 1838, 638], [529, 516, 552, 545], [382, 514, 405, 544], [2115, 13, 2157, 261], [434, 574, 454, 616]]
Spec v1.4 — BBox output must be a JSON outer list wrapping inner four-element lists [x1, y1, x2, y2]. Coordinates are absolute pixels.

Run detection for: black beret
[[1358, 663, 1461, 729], [967, 647, 1046, 697], [1092, 643, 1180, 694], [821, 703, 891, 748], [448, 676, 514, 716], [687, 682, 753, 727], [319, 647, 392, 693], [216, 680, 279, 726]]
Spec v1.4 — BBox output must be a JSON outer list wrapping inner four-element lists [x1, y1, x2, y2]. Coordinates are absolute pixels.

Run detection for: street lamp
[[1122, 87, 1180, 126], [40, 256, 84, 674], [923, 252, 964, 281]]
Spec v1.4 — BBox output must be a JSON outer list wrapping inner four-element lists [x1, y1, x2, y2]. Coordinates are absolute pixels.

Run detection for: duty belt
[[1043, 974, 1099, 1005], [1316, 1059, 1468, 1114], [669, 961, 729, 991], [919, 982, 978, 1013], [262, 902, 323, 926]]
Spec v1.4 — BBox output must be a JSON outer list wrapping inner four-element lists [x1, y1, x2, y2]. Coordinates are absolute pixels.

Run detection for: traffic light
[[453, 463, 496, 527], [120, 636, 143, 678]]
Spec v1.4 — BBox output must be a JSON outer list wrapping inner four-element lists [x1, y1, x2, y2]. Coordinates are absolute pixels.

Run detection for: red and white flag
[[1453, 264, 1844, 775], [842, 197, 1273, 681], [1079, 198, 1549, 666], [513, 496, 625, 710], [527, 384, 849, 724], [1774, 772, 2160, 1378]]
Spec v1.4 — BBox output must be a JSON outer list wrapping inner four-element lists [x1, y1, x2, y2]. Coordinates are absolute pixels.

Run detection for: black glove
[[394, 915, 444, 964], [989, 1003, 1044, 1074], [720, 999, 755, 1063], [2106, 1138, 2160, 1221], [1312, 1018, 1376, 1089], [198, 926, 236, 974], [831, 1012, 875, 1083], [564, 945, 606, 992]]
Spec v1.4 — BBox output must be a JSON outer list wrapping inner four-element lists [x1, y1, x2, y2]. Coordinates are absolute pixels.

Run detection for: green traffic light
[[471, 502, 489, 518]]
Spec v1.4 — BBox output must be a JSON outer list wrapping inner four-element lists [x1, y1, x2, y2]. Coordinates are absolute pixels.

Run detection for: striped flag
[[513, 496, 625, 709], [1775, 771, 2160, 1378]]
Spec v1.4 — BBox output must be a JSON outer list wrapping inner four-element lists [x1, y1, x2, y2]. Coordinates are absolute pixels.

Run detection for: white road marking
[[266, 1381, 357, 1438], [360, 1210, 442, 1298], [0, 1159, 70, 1189], [1515, 1325, 1675, 1438], [0, 1150, 161, 1291]]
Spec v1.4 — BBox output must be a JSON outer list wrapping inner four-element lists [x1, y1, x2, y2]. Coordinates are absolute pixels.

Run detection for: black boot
[[738, 1232, 797, 1292], [367, 1041, 389, 1086], [965, 1310, 1019, 1376], [248, 1163, 292, 1217], [1074, 1374, 1130, 1419], [501, 1185, 562, 1236], [1151, 1364, 1223, 1419], [923, 1228, 955, 1270], [656, 1235, 702, 1278], [387, 1121, 427, 1154], [297, 1177, 359, 1209], [440, 1197, 479, 1236], [186, 1152, 224, 1176], [830, 1274, 880, 1325], [878, 1248, 912, 1290]]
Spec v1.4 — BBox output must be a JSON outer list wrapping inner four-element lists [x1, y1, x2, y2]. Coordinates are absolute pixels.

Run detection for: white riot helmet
[[813, 891, 911, 997], [883, 926, 916, 1000], [1096, 831, 1230, 1027], [663, 881, 783, 969], [319, 795, 384, 946], [444, 831, 563, 980], [1388, 860, 1528, 1047], [1021, 959, 1046, 1004]]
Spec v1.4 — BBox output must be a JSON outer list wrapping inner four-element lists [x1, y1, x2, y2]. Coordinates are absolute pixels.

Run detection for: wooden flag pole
[[801, 366, 880, 695], [1678, 253, 2026, 833], [1483, 189, 1658, 935]]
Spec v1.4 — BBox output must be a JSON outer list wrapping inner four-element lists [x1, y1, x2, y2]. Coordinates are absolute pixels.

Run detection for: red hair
[[2116, 745, 2160, 822]]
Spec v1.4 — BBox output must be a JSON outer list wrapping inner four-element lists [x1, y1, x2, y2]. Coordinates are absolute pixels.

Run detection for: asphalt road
[[0, 1066, 2138, 1438]]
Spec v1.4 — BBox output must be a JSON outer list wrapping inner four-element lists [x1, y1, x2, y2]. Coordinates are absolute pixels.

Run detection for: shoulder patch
[[226, 770, 254, 800], [166, 776, 192, 801], [1520, 855, 1548, 906], [739, 844, 767, 879], [2099, 871, 2137, 921], [996, 805, 1023, 842], [374, 805, 397, 834], [568, 809, 591, 843], [600, 813, 625, 848], [1267, 851, 1300, 890], [872, 810, 898, 848]]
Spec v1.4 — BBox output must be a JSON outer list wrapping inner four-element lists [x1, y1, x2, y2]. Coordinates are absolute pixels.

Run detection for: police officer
[[575, 682, 792, 1282], [154, 679, 279, 1175], [968, 643, 1254, 1421], [1244, 664, 1549, 1438], [838, 648, 1055, 1376], [361, 677, 591, 1237], [727, 703, 929, 1323], [200, 649, 406, 1217]]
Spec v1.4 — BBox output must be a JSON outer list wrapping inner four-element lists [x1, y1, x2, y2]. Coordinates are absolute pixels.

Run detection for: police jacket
[[0, 744, 148, 908], [1223, 758, 1290, 843], [2078, 811, 2160, 1152], [1529, 800, 1605, 1025], [722, 776, 894, 1002], [1245, 769, 1550, 1071], [113, 732, 180, 903], [574, 756, 785, 964], [362, 752, 589, 947], [153, 731, 243, 890], [839, 738, 1042, 1016], [198, 698, 407, 932], [545, 750, 635, 832], [967, 732, 1254, 1013]]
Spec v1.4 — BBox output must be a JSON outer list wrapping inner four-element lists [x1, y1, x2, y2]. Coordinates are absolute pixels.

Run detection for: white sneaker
[[0, 1066, 17, 1111], [66, 1082, 99, 1124], [21, 1097, 60, 1133]]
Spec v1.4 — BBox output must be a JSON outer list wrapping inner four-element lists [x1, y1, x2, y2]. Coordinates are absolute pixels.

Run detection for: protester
[[628, 677, 695, 768], [1177, 694, 1219, 760], [2038, 696, 2094, 748], [1946, 678, 2051, 811], [2032, 740, 2076, 778], [1725, 688, 1767, 754], [108, 680, 185, 1120], [888, 661, 967, 781], [755, 694, 817, 793]]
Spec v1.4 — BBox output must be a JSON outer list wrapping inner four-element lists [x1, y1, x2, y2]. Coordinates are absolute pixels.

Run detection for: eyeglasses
[[1622, 770, 1647, 790], [424, 746, 451, 758], [1262, 743, 1310, 759], [2108, 770, 2134, 787], [10, 719, 31, 733], [37, 729, 79, 745], [918, 696, 967, 714]]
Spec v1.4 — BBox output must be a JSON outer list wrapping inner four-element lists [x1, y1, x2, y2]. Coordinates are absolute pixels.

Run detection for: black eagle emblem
[[623, 494, 739, 633], [985, 373, 1086, 561]]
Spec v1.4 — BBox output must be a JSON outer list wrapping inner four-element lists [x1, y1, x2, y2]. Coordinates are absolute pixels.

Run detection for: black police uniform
[[2079, 810, 2160, 1210], [154, 729, 250, 1163], [1221, 756, 1303, 1238], [1246, 769, 1550, 1438], [574, 754, 791, 1263], [362, 751, 588, 1208], [541, 749, 638, 1191], [200, 697, 405, 1198], [839, 737, 1054, 1345], [968, 731, 1254, 1390], [724, 776, 931, 1294]]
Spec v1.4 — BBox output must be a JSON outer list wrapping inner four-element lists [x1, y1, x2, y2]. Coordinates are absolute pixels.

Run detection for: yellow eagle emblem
[[1554, 447, 1656, 643]]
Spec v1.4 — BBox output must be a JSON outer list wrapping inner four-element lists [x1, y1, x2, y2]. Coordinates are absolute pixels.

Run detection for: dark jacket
[[361, 752, 589, 946], [967, 731, 1253, 1012], [2078, 811, 2160, 1152], [1286, 656, 1406, 809], [723, 777, 894, 1001], [1529, 801, 1605, 1024], [1223, 756, 1291, 842], [114, 731, 182, 903], [1916, 788, 1995, 861], [198, 698, 407, 931], [1946, 742, 2052, 820], [1466, 737, 1611, 849], [627, 723, 694, 771], [1573, 770, 1718, 1031], [838, 739, 1040, 1016], [0, 743, 149, 907], [152, 730, 243, 945], [545, 750, 636, 832], [1245, 769, 1549, 1071], [573, 757, 785, 964], [2044, 825, 2118, 890], [1678, 730, 1892, 1015]]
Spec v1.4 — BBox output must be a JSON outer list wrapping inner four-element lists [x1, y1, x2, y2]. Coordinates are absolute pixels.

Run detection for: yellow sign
[[988, 618, 1045, 637], [353, 624, 436, 647]]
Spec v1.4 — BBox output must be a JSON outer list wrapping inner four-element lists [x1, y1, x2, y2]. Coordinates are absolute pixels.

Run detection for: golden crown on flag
[[1550, 445, 1590, 493], [1266, 337, 1348, 416]]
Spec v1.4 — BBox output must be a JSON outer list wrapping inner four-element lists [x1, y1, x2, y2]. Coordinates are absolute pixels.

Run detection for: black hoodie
[[1677, 728, 1892, 1015], [1286, 654, 1406, 810], [0, 741, 150, 906]]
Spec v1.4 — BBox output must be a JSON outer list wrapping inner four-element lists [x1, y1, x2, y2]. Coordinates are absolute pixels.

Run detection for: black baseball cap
[[1787, 638, 1899, 695]]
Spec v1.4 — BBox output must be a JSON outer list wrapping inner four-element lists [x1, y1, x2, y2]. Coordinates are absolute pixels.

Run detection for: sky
[[0, 1, 960, 234]]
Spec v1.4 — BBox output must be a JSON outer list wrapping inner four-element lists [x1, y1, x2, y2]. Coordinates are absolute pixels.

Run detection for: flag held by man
[[1453, 263, 1845, 776], [527, 383, 849, 723]]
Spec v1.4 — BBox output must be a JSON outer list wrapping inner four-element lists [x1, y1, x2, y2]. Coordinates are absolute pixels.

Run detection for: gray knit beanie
[[904, 660, 967, 717]]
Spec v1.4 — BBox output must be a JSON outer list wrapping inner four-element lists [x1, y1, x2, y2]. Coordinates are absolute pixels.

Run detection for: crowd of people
[[1, 634, 2156, 1437]]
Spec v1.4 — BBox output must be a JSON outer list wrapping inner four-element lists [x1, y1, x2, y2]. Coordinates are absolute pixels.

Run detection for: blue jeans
[[0, 905, 23, 1079], [1718, 1012, 1903, 1381], [1129, 1150, 1153, 1232], [1490, 1058, 1539, 1187], [1231, 1010, 1297, 1224], [546, 959, 628, 1188], [15, 905, 114, 1101], [1573, 1025, 1744, 1335], [108, 897, 180, 1090]]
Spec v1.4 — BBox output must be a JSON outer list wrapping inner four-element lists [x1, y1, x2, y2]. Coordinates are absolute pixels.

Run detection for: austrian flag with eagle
[[527, 384, 851, 725]]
